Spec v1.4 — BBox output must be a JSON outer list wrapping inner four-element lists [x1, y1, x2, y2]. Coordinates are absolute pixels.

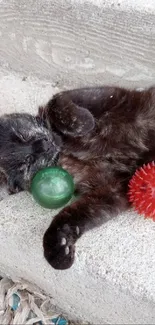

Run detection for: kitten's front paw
[[43, 221, 80, 270]]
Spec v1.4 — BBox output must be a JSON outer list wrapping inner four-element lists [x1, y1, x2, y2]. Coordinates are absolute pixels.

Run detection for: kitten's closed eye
[[11, 129, 28, 143]]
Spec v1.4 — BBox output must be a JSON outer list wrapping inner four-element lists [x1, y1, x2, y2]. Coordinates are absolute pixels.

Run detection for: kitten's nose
[[43, 139, 51, 152]]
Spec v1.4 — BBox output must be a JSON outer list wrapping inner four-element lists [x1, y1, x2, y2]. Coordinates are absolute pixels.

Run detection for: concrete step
[[1, 182, 155, 324], [0, 0, 155, 89]]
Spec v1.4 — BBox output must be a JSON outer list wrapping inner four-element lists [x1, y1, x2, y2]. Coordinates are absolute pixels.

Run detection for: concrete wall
[[0, 0, 155, 90], [1, 0, 155, 324]]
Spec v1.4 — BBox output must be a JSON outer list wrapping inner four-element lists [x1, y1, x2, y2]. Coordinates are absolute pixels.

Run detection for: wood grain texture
[[0, 0, 155, 88]]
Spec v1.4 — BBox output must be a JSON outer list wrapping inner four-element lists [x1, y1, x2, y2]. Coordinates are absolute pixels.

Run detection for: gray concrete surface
[[1, 0, 155, 323], [0, 0, 155, 89], [1, 182, 155, 324]]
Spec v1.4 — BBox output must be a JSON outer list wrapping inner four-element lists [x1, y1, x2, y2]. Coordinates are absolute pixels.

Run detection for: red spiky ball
[[128, 161, 155, 220]]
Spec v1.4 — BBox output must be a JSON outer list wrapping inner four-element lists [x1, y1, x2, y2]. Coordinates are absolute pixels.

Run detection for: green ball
[[31, 167, 75, 209]]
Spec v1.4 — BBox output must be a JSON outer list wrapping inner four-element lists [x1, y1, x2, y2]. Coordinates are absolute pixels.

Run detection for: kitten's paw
[[43, 223, 80, 270]]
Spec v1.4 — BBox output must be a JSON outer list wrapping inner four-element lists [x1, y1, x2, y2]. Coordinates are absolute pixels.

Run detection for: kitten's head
[[0, 113, 62, 192]]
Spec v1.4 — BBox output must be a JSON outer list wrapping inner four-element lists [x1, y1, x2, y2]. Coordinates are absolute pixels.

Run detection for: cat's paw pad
[[43, 224, 80, 270]]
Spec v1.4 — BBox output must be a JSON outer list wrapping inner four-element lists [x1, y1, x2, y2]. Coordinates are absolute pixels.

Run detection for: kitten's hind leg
[[43, 187, 129, 270], [41, 93, 95, 137]]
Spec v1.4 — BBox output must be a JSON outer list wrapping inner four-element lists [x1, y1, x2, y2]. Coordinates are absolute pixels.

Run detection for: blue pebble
[[52, 317, 67, 325], [11, 293, 20, 311]]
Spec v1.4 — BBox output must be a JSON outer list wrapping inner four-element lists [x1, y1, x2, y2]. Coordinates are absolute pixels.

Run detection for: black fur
[[42, 86, 155, 269], [0, 113, 61, 193]]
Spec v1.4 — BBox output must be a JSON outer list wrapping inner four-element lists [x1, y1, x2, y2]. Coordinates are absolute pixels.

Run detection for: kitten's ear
[[38, 106, 44, 119], [36, 106, 48, 127], [45, 94, 95, 137]]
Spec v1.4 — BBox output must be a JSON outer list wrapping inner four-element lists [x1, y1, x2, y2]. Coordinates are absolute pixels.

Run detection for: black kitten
[[0, 113, 61, 193], [3, 86, 155, 271], [40, 86, 155, 270]]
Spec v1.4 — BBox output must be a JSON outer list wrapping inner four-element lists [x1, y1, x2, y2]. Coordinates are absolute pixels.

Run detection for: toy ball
[[31, 167, 75, 209], [128, 161, 155, 220]]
